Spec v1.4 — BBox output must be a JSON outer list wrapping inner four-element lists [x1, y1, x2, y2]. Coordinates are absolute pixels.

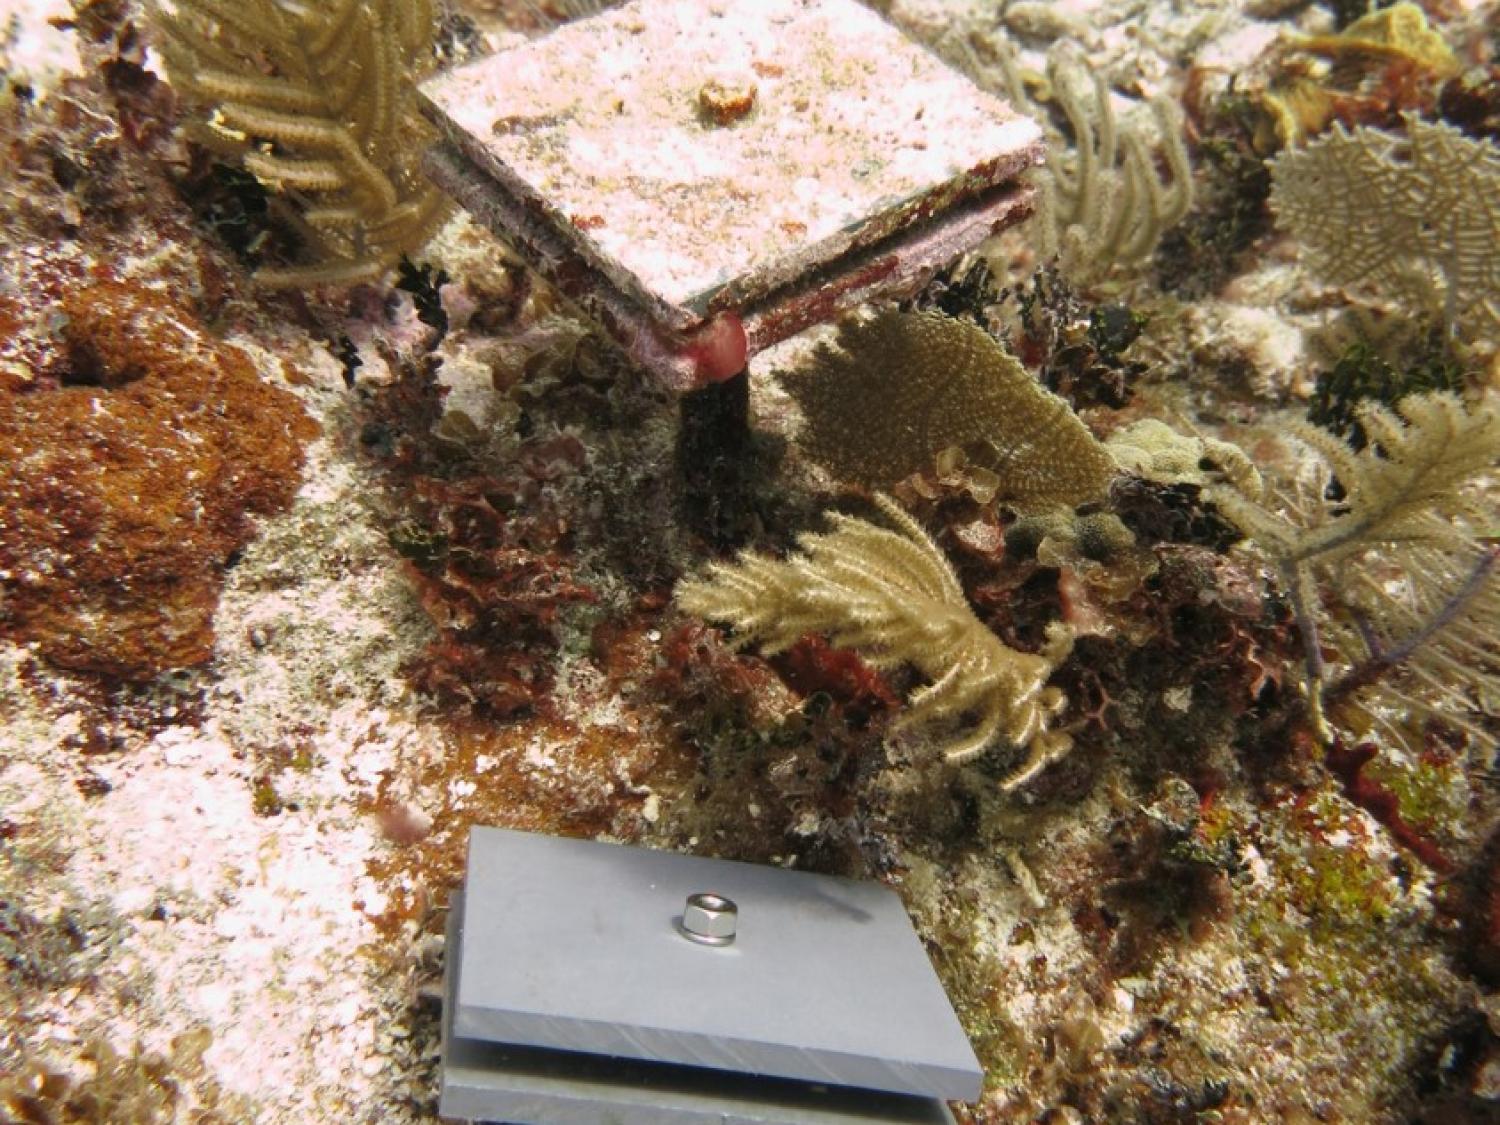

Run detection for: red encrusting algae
[[0, 281, 317, 678]]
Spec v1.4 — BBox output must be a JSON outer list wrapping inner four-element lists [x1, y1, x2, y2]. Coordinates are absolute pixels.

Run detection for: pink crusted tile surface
[[420, 0, 1041, 328]]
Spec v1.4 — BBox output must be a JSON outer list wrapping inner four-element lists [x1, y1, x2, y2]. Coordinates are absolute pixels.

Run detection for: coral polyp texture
[[0, 282, 316, 677], [676, 493, 1075, 785], [148, 0, 451, 286], [785, 310, 1117, 510], [1270, 116, 1500, 332]]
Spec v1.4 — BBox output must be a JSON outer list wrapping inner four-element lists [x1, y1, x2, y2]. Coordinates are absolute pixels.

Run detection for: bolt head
[[680, 892, 737, 946]]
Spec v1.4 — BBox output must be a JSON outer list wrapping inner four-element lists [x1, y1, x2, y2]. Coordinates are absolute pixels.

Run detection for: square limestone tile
[[445, 827, 983, 1108], [419, 0, 1041, 386]]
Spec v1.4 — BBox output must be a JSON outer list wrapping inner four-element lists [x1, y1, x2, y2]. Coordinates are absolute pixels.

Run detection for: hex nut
[[679, 892, 738, 946]]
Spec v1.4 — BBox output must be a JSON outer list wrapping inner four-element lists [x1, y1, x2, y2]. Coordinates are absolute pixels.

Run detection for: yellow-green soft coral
[[677, 494, 1075, 788]]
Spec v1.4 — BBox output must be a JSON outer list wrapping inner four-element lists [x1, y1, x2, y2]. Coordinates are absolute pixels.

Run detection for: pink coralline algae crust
[[0, 281, 317, 678]]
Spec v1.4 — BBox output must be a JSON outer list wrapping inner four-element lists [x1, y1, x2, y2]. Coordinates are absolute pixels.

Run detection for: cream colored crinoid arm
[[148, 0, 450, 287], [1210, 393, 1500, 751], [677, 494, 1076, 787]]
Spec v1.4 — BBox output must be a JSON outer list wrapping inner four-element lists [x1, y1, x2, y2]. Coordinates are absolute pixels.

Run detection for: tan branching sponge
[[786, 310, 1116, 512], [150, 0, 451, 287], [676, 494, 1076, 787], [1270, 117, 1500, 333], [1032, 44, 1193, 281], [1214, 392, 1499, 748]]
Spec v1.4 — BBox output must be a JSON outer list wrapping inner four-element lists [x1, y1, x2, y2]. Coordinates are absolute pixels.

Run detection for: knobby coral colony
[[148, 0, 451, 287]]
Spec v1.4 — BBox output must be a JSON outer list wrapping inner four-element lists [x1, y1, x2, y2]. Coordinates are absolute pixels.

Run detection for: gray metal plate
[[442, 890, 959, 1124], [452, 827, 982, 1101]]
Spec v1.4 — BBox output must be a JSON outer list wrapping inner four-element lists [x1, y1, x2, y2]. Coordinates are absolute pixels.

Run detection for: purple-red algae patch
[[395, 464, 598, 717], [0, 281, 318, 678]]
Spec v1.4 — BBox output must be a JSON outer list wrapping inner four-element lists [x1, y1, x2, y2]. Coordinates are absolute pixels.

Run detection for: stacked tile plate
[[441, 826, 984, 1124]]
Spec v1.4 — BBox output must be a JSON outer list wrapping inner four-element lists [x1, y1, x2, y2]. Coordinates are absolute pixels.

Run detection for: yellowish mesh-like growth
[[1270, 117, 1500, 333], [786, 310, 1117, 513]]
